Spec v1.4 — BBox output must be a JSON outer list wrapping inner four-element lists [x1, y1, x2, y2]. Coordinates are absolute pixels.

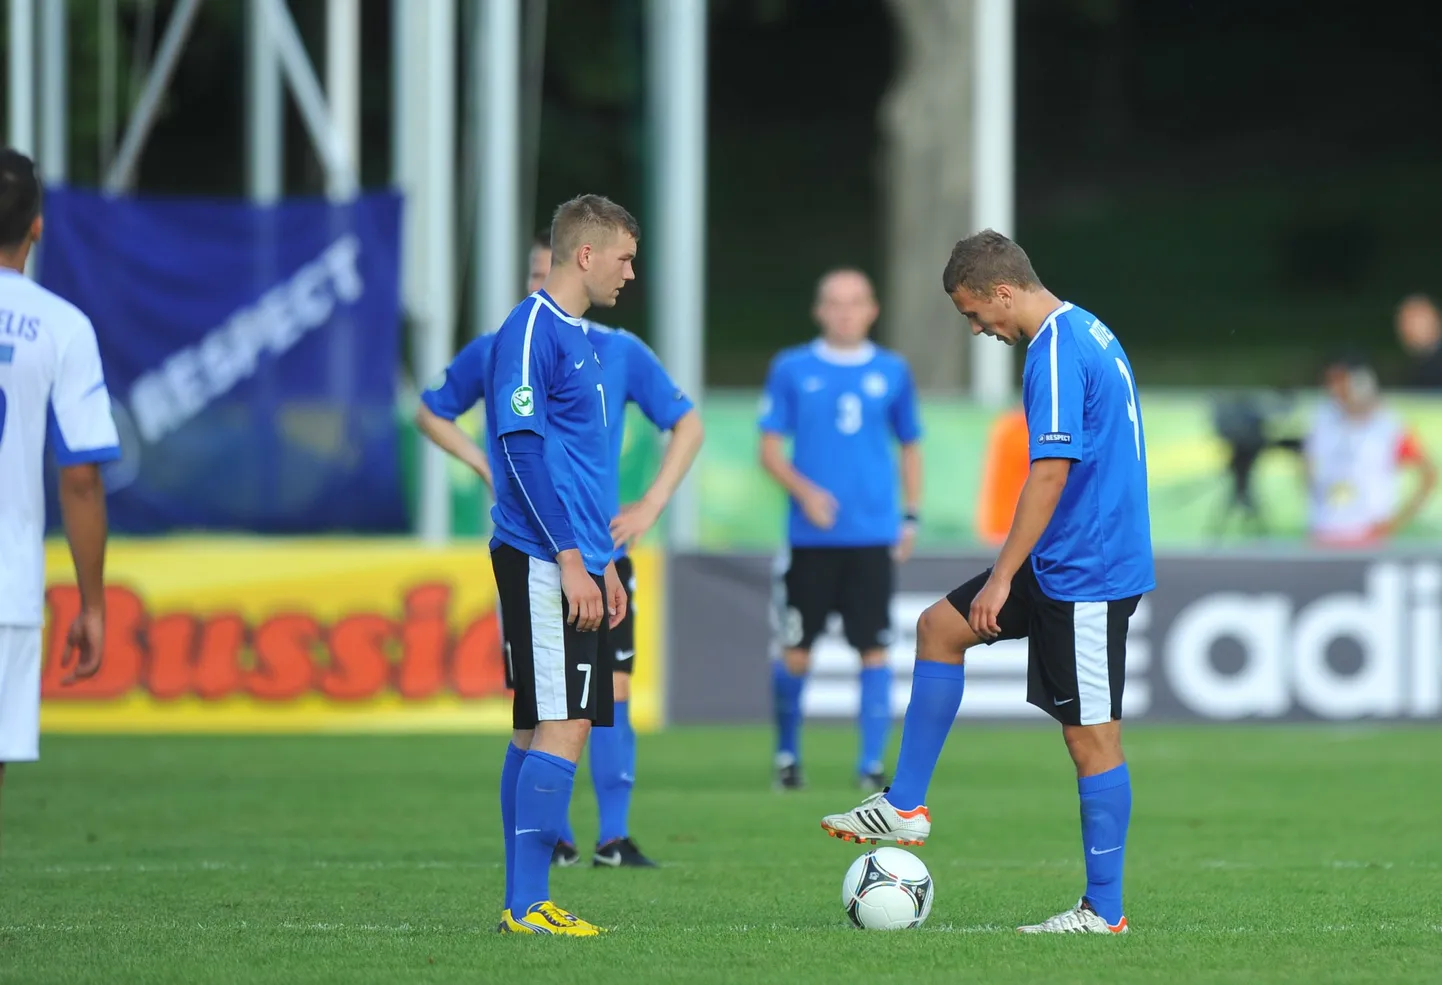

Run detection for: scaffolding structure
[[4, 0, 709, 548]]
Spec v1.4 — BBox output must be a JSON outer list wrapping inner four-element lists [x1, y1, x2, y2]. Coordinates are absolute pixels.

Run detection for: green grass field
[[2, 725, 1440, 984]]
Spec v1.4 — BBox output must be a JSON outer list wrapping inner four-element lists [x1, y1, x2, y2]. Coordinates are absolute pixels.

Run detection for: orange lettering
[[146, 614, 196, 700], [42, 585, 144, 700], [397, 584, 449, 699], [452, 611, 506, 698], [249, 614, 317, 700], [194, 614, 245, 700], [322, 615, 393, 701]]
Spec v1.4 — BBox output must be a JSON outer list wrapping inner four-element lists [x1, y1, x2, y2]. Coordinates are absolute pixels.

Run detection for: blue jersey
[[1023, 301, 1155, 601], [759, 340, 922, 548], [432, 291, 613, 574], [422, 300, 693, 562]]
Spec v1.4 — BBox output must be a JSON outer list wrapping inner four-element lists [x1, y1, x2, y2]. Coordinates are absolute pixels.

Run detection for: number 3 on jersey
[[1115, 358, 1140, 459], [836, 392, 862, 435]]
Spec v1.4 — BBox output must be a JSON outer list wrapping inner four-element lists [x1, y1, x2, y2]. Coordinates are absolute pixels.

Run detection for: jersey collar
[[811, 339, 876, 365], [532, 290, 584, 326], [1028, 301, 1073, 347]]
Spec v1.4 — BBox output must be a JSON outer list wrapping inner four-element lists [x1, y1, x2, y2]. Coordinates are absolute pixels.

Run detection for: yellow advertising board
[[39, 538, 664, 733]]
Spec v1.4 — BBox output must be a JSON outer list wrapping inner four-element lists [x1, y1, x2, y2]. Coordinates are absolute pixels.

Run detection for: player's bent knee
[[612, 669, 631, 701], [916, 601, 976, 664], [1062, 721, 1124, 777], [859, 647, 889, 668]]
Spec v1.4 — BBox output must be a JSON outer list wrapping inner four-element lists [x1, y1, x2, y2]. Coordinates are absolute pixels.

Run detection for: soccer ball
[[841, 847, 933, 930]]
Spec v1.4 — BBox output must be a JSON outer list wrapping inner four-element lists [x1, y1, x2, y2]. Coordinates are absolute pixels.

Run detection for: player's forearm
[[760, 434, 818, 500], [641, 410, 704, 511], [900, 442, 923, 515], [501, 432, 578, 555], [993, 460, 1070, 580], [415, 405, 491, 480], [58, 464, 109, 613]]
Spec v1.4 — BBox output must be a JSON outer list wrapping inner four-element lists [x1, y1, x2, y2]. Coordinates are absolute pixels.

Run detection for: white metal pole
[[104, 0, 206, 194], [969, 0, 1016, 407], [325, 0, 361, 202], [246, 0, 283, 202], [264, 0, 354, 196], [7, 0, 35, 156], [476, 0, 520, 335], [38, 0, 65, 183], [647, 0, 707, 551], [414, 0, 456, 544]]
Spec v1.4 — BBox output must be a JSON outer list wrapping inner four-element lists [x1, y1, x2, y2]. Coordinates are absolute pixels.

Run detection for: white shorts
[[0, 626, 42, 763]]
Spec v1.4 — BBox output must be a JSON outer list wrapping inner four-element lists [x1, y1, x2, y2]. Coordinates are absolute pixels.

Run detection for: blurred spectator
[[1304, 355, 1436, 546], [1395, 293, 1442, 389], [975, 405, 1029, 546]]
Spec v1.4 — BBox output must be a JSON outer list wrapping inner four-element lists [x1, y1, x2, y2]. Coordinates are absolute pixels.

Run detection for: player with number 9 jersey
[[820, 230, 1154, 939]]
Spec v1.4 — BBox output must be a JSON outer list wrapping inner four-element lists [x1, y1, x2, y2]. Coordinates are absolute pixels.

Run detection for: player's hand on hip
[[610, 499, 660, 549], [892, 524, 917, 564], [968, 574, 1010, 642], [559, 551, 604, 632], [799, 485, 839, 530], [604, 560, 628, 630], [62, 606, 105, 685]]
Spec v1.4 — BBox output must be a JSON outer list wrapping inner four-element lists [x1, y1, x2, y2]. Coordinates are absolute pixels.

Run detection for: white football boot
[[1017, 898, 1128, 934], [820, 790, 932, 846]]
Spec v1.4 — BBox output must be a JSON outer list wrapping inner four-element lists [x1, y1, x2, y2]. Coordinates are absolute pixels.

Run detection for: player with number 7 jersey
[[820, 229, 1154, 937]]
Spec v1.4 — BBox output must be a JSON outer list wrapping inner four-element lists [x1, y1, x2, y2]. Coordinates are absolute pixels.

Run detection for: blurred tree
[[880, 0, 973, 390]]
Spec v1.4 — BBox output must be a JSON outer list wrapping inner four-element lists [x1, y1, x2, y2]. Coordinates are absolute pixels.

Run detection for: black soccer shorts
[[491, 543, 615, 730], [945, 561, 1141, 727], [609, 554, 637, 674], [773, 545, 894, 652]]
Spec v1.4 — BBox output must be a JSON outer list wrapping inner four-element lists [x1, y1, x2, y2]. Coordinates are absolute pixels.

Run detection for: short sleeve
[[421, 333, 494, 421], [490, 313, 558, 437], [624, 334, 693, 430], [48, 316, 121, 466], [758, 356, 796, 435], [889, 361, 923, 444], [1023, 328, 1084, 463]]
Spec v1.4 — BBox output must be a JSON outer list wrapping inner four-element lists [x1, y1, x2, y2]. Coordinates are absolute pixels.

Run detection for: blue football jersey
[[421, 304, 694, 564], [1022, 302, 1155, 601], [758, 340, 923, 548], [481, 291, 614, 574], [584, 321, 695, 556]]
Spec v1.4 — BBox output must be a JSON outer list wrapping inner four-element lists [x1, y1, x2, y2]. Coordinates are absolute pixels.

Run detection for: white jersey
[[1305, 400, 1418, 543], [0, 268, 120, 627]]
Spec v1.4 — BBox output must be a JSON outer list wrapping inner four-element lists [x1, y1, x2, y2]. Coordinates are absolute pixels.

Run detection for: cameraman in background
[[1304, 355, 1437, 547]]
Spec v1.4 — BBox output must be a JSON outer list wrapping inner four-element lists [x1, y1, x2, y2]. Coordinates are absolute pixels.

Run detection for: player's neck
[[1017, 289, 1065, 342], [538, 273, 591, 320], [0, 243, 30, 274]]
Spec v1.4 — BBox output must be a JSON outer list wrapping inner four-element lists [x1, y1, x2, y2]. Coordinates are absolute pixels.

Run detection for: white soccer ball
[[841, 847, 934, 930]]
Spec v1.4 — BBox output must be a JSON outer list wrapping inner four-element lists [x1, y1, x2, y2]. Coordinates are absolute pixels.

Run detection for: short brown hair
[[942, 229, 1041, 296], [549, 195, 639, 264]]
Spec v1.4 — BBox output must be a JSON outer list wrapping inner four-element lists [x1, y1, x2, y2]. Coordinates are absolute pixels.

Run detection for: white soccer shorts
[[0, 626, 43, 762]]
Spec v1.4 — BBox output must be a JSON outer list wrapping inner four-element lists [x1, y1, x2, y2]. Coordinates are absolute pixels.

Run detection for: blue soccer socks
[[773, 661, 807, 762], [591, 700, 634, 845], [857, 664, 891, 776], [1078, 762, 1131, 927], [886, 660, 965, 811], [499, 743, 526, 911], [510, 750, 577, 914]]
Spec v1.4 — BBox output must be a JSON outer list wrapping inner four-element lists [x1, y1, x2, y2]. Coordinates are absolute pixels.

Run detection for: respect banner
[[39, 189, 406, 534], [40, 539, 664, 733]]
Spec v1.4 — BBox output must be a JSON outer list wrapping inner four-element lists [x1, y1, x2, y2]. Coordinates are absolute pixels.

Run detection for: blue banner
[[39, 188, 407, 534]]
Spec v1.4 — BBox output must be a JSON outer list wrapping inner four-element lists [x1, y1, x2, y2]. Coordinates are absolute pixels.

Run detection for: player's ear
[[30, 214, 43, 244], [576, 243, 592, 271]]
